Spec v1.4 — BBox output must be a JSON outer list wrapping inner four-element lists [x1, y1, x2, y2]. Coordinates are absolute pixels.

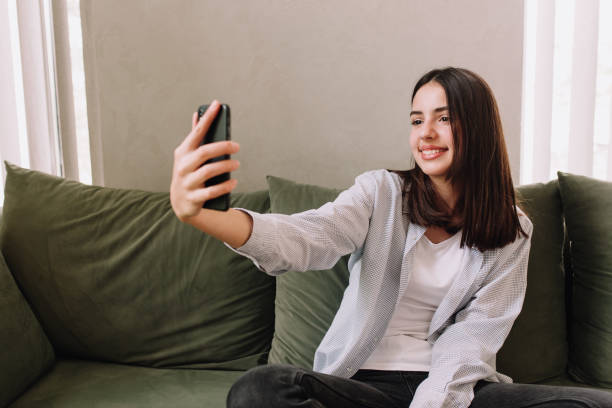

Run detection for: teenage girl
[[170, 67, 612, 407]]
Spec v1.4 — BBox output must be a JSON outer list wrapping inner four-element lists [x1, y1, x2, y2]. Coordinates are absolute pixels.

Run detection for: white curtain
[[521, 0, 612, 184], [0, 0, 90, 209], [1, 0, 61, 207]]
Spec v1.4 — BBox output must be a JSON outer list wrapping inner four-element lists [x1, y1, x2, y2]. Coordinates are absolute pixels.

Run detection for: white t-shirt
[[360, 229, 469, 371]]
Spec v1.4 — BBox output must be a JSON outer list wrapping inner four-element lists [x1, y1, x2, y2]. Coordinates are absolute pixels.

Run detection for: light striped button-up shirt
[[225, 169, 533, 408]]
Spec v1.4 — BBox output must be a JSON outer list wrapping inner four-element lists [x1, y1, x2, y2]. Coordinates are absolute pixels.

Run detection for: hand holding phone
[[170, 100, 239, 221]]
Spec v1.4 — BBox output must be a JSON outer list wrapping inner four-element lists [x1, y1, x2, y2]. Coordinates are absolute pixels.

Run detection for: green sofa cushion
[[497, 180, 568, 383], [9, 359, 242, 408], [265, 175, 350, 369], [0, 162, 274, 370], [0, 251, 55, 408], [265, 172, 570, 384], [558, 172, 612, 388]]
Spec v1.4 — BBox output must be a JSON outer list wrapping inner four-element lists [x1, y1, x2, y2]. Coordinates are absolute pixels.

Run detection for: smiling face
[[409, 81, 454, 187]]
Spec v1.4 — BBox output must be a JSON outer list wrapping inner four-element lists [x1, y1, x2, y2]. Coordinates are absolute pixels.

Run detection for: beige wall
[[80, 0, 524, 193]]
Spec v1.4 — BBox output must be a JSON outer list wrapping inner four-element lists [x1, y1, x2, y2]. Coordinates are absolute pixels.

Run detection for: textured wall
[[81, 0, 524, 192]]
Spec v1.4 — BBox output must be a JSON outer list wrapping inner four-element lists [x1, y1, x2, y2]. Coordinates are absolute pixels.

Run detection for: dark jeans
[[226, 364, 612, 408]]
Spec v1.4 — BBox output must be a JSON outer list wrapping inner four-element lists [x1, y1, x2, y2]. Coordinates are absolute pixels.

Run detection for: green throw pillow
[[497, 180, 568, 383], [266, 175, 350, 369], [0, 250, 55, 407], [0, 161, 274, 370], [558, 171, 612, 388]]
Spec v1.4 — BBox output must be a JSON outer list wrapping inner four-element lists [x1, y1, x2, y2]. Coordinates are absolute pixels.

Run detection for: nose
[[420, 120, 437, 140]]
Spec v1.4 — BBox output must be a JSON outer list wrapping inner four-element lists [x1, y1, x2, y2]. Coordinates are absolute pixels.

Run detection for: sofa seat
[[9, 359, 244, 408]]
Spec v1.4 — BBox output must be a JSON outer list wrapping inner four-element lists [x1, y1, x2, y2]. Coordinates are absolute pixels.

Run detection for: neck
[[430, 176, 458, 211]]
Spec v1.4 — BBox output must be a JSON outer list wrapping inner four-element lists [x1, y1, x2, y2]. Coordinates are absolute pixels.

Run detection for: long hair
[[389, 67, 528, 251]]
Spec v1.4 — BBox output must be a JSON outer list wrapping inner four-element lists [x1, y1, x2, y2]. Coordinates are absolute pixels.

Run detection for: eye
[[440, 116, 450, 122], [411, 119, 422, 125]]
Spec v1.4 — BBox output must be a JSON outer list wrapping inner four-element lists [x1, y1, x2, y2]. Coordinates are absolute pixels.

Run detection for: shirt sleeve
[[409, 214, 533, 408], [223, 171, 377, 276]]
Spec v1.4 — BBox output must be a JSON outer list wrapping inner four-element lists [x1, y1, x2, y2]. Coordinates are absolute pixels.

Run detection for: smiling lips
[[419, 145, 448, 160]]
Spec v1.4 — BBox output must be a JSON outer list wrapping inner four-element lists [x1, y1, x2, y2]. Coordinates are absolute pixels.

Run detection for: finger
[[179, 140, 240, 174], [191, 112, 198, 131], [184, 100, 221, 151], [197, 140, 240, 164], [186, 159, 240, 190], [191, 179, 238, 204]]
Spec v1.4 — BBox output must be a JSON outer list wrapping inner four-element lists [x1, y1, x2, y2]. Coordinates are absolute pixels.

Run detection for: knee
[[226, 364, 300, 408], [583, 389, 612, 408]]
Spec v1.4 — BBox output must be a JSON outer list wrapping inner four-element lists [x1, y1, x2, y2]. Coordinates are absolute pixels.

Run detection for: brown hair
[[389, 67, 528, 251]]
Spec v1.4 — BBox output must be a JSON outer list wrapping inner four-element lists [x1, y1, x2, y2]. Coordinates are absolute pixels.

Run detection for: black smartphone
[[197, 103, 231, 211]]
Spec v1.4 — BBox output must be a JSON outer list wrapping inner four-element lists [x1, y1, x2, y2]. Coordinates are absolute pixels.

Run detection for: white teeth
[[422, 149, 444, 155]]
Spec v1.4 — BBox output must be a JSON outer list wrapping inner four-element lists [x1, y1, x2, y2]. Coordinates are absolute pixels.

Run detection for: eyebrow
[[409, 106, 449, 116]]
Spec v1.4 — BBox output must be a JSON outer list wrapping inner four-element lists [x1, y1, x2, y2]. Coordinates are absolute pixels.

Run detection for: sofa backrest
[[0, 162, 275, 370]]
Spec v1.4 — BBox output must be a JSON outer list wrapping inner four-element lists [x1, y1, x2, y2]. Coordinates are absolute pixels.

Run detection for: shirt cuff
[[223, 208, 278, 275]]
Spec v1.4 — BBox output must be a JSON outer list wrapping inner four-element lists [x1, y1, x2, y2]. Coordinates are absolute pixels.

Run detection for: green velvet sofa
[[1, 161, 611, 407]]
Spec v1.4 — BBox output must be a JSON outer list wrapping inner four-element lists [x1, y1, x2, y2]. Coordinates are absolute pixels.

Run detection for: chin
[[417, 165, 451, 180]]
